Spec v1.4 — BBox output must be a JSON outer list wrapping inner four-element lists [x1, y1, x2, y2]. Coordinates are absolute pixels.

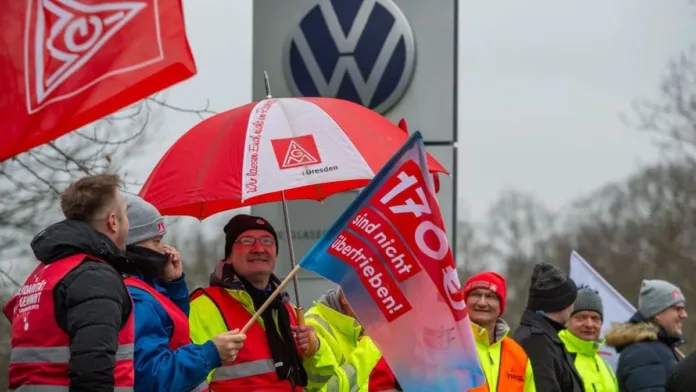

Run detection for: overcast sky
[[127, 0, 696, 223]]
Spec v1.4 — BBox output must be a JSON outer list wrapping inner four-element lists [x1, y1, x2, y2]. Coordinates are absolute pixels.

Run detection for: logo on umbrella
[[282, 0, 416, 114], [271, 135, 323, 169], [24, 0, 162, 113]]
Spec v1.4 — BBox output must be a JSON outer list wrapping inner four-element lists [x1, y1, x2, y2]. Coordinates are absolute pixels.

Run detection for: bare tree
[[457, 161, 696, 349], [0, 96, 216, 388], [166, 212, 240, 292], [1, 102, 151, 253], [626, 43, 696, 163], [168, 223, 225, 290], [456, 190, 560, 329]]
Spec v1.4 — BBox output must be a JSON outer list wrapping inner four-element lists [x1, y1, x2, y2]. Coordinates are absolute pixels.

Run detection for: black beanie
[[527, 262, 578, 313], [223, 214, 279, 257]]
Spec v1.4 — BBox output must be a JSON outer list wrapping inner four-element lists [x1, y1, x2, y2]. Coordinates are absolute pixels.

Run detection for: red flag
[[0, 0, 197, 161]]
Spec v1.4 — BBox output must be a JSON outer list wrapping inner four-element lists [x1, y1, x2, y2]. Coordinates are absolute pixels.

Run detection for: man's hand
[[161, 244, 183, 282], [212, 329, 246, 364], [292, 324, 320, 357]]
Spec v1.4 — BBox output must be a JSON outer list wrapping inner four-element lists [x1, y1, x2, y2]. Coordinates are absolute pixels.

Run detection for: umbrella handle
[[295, 306, 320, 357], [296, 307, 305, 325]]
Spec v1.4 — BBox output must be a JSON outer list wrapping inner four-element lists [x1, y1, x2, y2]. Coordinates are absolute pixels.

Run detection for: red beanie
[[463, 271, 507, 316]]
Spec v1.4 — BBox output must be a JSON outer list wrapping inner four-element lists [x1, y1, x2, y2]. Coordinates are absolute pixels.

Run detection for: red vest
[[124, 277, 209, 391], [2, 254, 135, 391], [368, 357, 401, 392], [190, 286, 303, 392]]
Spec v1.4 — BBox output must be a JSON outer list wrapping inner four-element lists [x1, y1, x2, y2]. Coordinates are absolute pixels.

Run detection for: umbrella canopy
[[140, 97, 449, 219]]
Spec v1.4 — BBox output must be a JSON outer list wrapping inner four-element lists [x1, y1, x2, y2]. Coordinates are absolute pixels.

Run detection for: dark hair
[[577, 283, 599, 294], [60, 174, 122, 224]]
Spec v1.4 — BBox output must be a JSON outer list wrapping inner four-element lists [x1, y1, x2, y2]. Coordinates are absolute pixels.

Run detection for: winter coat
[[558, 329, 618, 392], [666, 349, 696, 392], [511, 309, 584, 392], [605, 312, 683, 392], [29, 220, 134, 392], [128, 273, 220, 392]]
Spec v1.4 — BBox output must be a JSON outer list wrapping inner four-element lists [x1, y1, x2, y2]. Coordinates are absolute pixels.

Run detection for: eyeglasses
[[235, 236, 276, 246], [673, 305, 687, 314], [468, 291, 499, 302]]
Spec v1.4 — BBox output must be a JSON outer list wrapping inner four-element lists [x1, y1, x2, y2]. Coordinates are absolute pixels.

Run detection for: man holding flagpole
[[188, 214, 324, 390]]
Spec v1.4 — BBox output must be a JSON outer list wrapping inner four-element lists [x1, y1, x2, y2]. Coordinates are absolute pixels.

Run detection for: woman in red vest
[[122, 194, 246, 392]]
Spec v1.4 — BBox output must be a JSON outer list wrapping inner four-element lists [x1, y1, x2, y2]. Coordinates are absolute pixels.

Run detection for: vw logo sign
[[282, 0, 416, 114]]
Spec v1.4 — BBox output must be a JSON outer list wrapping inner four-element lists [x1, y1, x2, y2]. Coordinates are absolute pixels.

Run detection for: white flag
[[568, 251, 635, 370]]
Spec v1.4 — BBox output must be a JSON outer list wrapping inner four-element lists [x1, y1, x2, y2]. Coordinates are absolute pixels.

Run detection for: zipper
[[591, 357, 600, 392]]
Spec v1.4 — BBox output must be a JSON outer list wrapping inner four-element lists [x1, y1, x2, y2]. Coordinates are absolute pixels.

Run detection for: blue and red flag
[[300, 131, 485, 391]]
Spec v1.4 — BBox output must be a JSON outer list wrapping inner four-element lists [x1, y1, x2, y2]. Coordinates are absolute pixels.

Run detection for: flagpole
[[241, 265, 302, 334]]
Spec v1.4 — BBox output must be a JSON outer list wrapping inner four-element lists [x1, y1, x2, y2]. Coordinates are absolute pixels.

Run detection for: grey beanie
[[527, 262, 578, 313], [638, 279, 685, 319], [123, 193, 166, 246], [572, 286, 603, 320]]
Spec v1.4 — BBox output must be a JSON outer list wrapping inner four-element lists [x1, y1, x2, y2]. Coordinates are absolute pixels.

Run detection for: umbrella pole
[[280, 190, 303, 310], [263, 71, 306, 323]]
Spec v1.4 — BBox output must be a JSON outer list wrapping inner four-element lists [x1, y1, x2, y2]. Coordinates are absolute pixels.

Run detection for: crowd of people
[[2, 173, 694, 391]]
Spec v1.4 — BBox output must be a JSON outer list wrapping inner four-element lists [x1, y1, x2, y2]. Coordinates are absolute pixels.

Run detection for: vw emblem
[[282, 0, 416, 114]]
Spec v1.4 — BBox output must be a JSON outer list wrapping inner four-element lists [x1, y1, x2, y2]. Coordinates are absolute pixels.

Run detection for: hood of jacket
[[472, 318, 511, 346], [605, 311, 683, 353], [30, 220, 132, 272], [317, 290, 363, 342]]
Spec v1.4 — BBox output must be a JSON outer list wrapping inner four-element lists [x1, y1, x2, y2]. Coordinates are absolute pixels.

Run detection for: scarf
[[125, 245, 168, 280], [211, 262, 307, 387]]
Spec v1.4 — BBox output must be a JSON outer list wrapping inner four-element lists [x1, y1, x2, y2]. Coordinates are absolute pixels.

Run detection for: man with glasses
[[606, 279, 687, 392], [464, 271, 536, 392], [188, 214, 321, 391]]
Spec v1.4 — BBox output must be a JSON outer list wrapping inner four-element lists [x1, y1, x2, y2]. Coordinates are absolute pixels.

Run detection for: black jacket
[[30, 220, 133, 392], [605, 312, 682, 392], [666, 349, 696, 392], [511, 309, 584, 392]]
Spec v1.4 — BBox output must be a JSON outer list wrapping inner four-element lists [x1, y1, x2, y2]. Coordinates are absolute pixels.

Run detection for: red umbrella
[[140, 88, 450, 311], [140, 97, 449, 219]]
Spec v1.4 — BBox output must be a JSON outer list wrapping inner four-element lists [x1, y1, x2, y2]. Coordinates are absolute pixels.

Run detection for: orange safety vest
[[471, 338, 529, 392], [3, 254, 135, 392], [368, 357, 401, 392], [190, 286, 304, 392], [124, 277, 209, 392]]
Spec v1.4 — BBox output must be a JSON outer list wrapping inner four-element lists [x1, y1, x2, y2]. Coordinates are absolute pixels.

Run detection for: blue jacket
[[605, 312, 683, 392], [128, 273, 221, 392]]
